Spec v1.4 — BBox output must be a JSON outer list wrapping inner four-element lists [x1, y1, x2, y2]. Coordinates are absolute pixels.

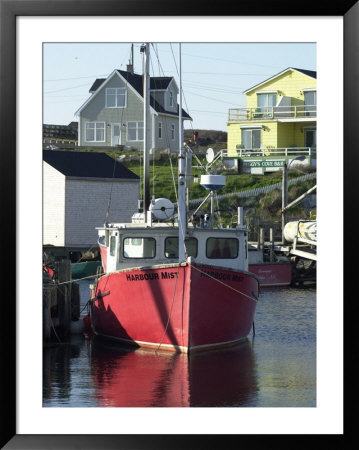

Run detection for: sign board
[[241, 159, 286, 168]]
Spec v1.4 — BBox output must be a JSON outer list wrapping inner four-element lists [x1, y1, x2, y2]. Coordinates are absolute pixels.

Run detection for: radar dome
[[200, 175, 226, 191]]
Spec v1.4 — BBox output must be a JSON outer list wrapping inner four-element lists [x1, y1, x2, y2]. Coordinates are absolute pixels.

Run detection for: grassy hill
[[48, 143, 316, 228], [123, 156, 316, 226]]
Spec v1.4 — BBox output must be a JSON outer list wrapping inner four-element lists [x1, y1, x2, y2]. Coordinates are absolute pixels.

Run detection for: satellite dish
[[206, 148, 215, 163]]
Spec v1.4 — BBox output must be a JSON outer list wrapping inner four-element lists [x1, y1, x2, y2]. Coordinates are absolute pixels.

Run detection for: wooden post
[[43, 283, 56, 342], [282, 163, 288, 244], [257, 225, 261, 251], [269, 227, 274, 263], [43, 285, 52, 342], [56, 261, 72, 339], [71, 282, 81, 320]]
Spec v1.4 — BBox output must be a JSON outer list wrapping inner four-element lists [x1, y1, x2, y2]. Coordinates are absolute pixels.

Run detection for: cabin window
[[110, 236, 116, 256], [85, 122, 105, 142], [106, 87, 126, 108], [123, 237, 156, 259], [206, 238, 238, 259], [127, 121, 144, 141], [158, 122, 162, 139], [165, 237, 198, 258]]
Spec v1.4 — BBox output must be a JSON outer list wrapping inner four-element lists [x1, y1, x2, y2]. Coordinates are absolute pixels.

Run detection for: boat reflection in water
[[89, 337, 258, 407]]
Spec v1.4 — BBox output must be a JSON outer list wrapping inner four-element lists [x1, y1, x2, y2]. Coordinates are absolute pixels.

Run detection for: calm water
[[43, 280, 316, 407]]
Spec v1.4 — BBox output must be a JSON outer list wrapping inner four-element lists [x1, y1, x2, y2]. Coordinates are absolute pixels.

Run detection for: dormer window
[[169, 91, 174, 107], [106, 87, 127, 108]]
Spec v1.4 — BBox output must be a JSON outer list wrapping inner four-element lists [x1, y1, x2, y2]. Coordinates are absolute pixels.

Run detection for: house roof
[[243, 67, 317, 94], [43, 150, 140, 180], [86, 70, 191, 119]]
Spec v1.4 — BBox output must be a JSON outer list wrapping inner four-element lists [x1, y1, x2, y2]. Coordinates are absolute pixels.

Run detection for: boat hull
[[71, 260, 102, 280], [249, 262, 292, 286], [90, 262, 259, 353]]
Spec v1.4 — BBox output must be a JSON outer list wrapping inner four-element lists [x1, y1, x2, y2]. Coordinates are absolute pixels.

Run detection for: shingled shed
[[43, 150, 140, 250]]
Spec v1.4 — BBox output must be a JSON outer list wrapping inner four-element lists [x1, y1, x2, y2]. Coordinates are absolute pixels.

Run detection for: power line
[[44, 83, 91, 94], [44, 74, 108, 82]]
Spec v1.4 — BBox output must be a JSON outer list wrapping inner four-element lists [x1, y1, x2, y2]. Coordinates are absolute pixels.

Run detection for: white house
[[75, 68, 192, 153], [43, 150, 140, 250]]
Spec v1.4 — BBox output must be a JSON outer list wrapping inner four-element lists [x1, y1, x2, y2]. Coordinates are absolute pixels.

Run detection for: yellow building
[[227, 67, 316, 174]]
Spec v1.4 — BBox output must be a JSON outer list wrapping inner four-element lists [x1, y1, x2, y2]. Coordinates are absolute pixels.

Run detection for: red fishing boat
[[88, 44, 259, 353], [249, 262, 292, 287]]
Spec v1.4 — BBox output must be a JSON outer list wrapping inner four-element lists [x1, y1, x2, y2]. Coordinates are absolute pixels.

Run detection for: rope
[[49, 315, 62, 343], [189, 263, 258, 304], [53, 273, 98, 286], [189, 172, 316, 206], [150, 44, 189, 260], [155, 268, 181, 352]]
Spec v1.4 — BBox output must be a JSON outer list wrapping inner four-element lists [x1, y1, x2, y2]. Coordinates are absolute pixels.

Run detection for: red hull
[[249, 262, 292, 287], [90, 262, 259, 353]]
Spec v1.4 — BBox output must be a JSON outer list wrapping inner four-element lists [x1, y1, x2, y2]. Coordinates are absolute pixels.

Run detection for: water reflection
[[88, 338, 258, 407], [43, 285, 315, 408]]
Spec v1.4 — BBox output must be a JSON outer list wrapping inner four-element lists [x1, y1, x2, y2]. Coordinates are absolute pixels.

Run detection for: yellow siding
[[246, 69, 316, 108], [227, 69, 316, 156], [227, 122, 279, 155], [227, 123, 241, 155]]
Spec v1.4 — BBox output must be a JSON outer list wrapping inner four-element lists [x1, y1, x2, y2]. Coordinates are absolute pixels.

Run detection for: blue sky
[[43, 42, 316, 132]]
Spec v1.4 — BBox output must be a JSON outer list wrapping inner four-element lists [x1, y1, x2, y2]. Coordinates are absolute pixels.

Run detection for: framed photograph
[[1, 1, 354, 448]]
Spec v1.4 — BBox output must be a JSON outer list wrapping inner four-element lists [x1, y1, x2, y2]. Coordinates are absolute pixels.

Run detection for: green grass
[[55, 148, 316, 224], [123, 158, 316, 224]]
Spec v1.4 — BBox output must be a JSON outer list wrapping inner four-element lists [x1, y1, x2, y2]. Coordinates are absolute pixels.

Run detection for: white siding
[[64, 178, 140, 247], [43, 163, 66, 246]]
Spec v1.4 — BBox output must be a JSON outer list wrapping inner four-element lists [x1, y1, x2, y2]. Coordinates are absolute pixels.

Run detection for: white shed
[[43, 150, 140, 249]]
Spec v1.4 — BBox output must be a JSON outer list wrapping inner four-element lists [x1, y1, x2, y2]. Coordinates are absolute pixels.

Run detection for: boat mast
[[142, 43, 151, 220], [178, 43, 187, 261]]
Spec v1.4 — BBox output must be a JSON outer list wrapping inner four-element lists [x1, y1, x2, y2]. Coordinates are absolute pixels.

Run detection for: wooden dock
[[43, 260, 81, 343]]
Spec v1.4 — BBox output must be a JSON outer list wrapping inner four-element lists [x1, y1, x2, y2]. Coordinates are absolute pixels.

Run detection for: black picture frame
[[1, 1, 355, 448]]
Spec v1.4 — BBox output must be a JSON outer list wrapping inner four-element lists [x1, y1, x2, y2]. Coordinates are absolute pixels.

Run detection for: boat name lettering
[[161, 271, 178, 279], [126, 273, 159, 281], [125, 271, 178, 282], [200, 270, 244, 282]]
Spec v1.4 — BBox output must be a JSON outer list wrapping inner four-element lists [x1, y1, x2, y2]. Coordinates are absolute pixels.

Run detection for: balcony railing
[[228, 105, 317, 122], [222, 147, 315, 158]]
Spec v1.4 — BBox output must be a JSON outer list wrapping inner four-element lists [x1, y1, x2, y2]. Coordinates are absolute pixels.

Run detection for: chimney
[[127, 64, 134, 73]]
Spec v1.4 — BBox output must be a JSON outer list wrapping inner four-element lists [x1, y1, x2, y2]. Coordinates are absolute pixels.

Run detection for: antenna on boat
[[178, 43, 187, 262]]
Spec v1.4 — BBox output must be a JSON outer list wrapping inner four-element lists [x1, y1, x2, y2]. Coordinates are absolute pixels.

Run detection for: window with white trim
[[127, 121, 144, 141], [85, 122, 105, 142], [241, 128, 261, 150], [171, 124, 175, 140], [257, 93, 276, 117], [169, 91, 174, 107], [123, 237, 156, 259], [206, 238, 238, 259], [106, 87, 126, 108], [158, 122, 162, 139], [304, 90, 316, 116]]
